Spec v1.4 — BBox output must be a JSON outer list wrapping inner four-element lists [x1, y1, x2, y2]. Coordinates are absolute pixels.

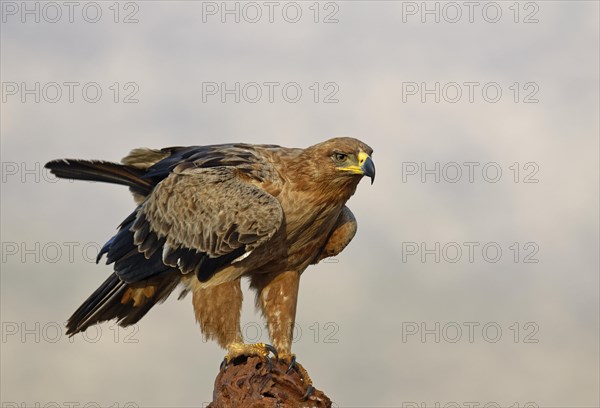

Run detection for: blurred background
[[1, 1, 598, 407]]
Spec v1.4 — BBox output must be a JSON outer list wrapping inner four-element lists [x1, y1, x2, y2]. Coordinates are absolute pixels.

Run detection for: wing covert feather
[[133, 166, 283, 278]]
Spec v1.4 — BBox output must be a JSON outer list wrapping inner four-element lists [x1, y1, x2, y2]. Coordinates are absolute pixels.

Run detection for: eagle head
[[311, 137, 375, 185]]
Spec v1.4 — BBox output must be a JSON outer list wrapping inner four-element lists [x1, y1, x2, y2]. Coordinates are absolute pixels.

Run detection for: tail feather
[[45, 159, 154, 196], [48, 156, 184, 335], [66, 272, 182, 336]]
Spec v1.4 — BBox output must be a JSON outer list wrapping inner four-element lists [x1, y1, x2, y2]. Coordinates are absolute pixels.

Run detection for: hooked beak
[[337, 150, 376, 184], [361, 156, 376, 184]]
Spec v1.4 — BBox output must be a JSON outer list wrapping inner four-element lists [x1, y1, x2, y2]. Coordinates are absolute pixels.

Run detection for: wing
[[313, 206, 357, 264], [119, 143, 283, 203], [99, 160, 284, 284]]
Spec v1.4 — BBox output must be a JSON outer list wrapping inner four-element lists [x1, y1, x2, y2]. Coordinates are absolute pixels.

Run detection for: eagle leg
[[250, 271, 315, 395], [250, 270, 300, 357]]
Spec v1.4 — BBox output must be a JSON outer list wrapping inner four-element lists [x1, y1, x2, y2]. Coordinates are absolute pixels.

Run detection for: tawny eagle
[[45, 137, 374, 386]]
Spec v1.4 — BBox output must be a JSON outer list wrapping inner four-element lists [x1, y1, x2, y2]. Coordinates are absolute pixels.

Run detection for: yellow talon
[[223, 342, 278, 365]]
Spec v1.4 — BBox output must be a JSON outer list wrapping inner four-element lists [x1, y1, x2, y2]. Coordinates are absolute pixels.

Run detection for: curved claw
[[301, 385, 315, 401], [263, 354, 274, 372], [220, 358, 228, 371], [258, 343, 277, 371], [264, 343, 279, 362], [283, 355, 313, 399], [285, 354, 315, 401], [286, 354, 297, 374]]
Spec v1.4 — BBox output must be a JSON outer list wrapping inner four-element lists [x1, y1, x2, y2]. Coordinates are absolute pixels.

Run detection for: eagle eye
[[333, 153, 348, 162]]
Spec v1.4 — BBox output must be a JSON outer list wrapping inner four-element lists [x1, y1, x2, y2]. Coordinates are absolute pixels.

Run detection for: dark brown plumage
[[45, 137, 374, 375]]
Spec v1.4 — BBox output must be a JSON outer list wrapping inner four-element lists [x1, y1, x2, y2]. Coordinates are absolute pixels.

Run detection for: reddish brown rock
[[207, 356, 331, 408]]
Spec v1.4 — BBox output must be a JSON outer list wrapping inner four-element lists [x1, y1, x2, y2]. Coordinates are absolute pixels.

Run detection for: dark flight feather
[[45, 159, 153, 196]]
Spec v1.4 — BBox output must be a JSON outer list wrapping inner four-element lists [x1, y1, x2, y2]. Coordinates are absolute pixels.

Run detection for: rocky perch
[[207, 356, 331, 408]]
